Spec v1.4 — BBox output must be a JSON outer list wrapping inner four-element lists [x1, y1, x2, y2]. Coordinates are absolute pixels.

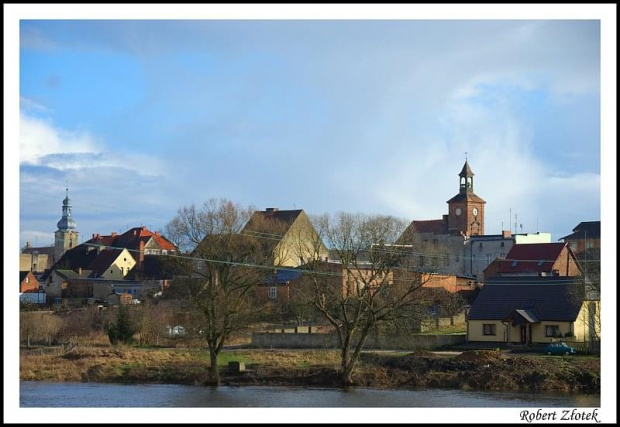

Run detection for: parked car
[[544, 342, 577, 356]]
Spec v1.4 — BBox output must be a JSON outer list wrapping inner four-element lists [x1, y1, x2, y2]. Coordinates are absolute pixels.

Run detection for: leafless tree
[[165, 199, 276, 385], [297, 212, 437, 386]]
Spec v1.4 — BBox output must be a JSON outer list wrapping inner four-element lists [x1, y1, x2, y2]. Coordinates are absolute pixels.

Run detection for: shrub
[[107, 306, 135, 345]]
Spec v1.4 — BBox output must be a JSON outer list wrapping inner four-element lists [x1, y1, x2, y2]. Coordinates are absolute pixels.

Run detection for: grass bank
[[20, 346, 599, 393]]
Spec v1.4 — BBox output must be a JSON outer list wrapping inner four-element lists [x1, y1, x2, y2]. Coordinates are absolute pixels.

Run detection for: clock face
[[472, 207, 478, 216], [455, 208, 462, 216]]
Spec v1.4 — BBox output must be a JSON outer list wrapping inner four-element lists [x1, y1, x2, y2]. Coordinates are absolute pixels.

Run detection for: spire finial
[[465, 151, 468, 162]]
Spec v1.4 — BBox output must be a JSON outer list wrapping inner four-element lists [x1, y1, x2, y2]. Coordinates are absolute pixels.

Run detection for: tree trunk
[[206, 346, 220, 386]]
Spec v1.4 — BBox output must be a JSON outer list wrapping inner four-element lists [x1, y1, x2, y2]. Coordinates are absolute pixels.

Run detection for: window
[[486, 254, 492, 264], [268, 287, 277, 299], [197, 261, 203, 270], [500, 242, 505, 248], [121, 267, 124, 275], [111, 269, 114, 274], [455, 255, 460, 263], [546, 325, 560, 337], [479, 242, 483, 249], [511, 260, 518, 268], [483, 324, 496, 336]]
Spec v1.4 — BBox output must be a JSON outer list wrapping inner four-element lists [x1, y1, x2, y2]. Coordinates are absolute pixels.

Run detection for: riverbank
[[20, 346, 600, 393]]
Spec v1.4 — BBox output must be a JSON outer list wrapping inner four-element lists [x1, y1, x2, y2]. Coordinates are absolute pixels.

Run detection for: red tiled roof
[[410, 219, 448, 235], [85, 226, 177, 252], [498, 243, 568, 274]]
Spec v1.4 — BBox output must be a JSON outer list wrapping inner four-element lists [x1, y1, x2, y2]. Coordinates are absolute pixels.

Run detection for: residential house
[[483, 242, 582, 282], [20, 271, 39, 293], [19, 271, 46, 305], [560, 221, 600, 255], [42, 245, 136, 300], [257, 268, 304, 303], [241, 208, 329, 267], [85, 226, 177, 271], [466, 276, 599, 344]]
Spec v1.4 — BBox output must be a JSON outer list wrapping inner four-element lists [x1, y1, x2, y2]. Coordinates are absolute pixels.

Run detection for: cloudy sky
[[9, 7, 611, 250]]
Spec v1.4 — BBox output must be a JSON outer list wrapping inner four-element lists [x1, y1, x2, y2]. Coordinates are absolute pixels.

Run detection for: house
[[559, 221, 600, 255], [19, 271, 46, 305], [483, 242, 582, 281], [241, 208, 329, 267], [20, 271, 39, 293], [42, 245, 136, 299], [257, 268, 304, 303], [85, 226, 178, 271], [466, 276, 599, 344]]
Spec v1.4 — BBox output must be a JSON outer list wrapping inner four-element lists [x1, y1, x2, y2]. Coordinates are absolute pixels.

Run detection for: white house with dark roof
[[466, 276, 599, 345]]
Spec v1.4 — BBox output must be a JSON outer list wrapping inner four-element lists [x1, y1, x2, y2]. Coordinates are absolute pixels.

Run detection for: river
[[20, 381, 599, 408]]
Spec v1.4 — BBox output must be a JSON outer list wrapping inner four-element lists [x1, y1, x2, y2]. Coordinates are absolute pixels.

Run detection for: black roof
[[559, 221, 600, 241], [468, 278, 584, 322]]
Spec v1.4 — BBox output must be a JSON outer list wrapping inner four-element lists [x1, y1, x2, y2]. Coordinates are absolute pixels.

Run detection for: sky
[[12, 11, 609, 250], [5, 4, 617, 424]]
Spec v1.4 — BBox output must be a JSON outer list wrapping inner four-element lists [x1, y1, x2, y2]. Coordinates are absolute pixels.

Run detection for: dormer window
[[511, 260, 518, 268]]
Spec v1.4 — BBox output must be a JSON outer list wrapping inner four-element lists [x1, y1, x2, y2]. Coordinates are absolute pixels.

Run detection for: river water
[[20, 381, 599, 408]]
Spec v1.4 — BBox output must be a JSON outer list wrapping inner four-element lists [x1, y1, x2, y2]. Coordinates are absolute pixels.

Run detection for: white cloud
[[20, 112, 101, 165]]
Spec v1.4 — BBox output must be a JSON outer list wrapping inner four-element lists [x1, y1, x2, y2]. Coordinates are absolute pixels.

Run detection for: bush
[[107, 306, 135, 345]]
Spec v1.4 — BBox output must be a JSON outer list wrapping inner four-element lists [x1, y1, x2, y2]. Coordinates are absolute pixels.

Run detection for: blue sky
[[9, 8, 613, 250], [4, 4, 618, 423]]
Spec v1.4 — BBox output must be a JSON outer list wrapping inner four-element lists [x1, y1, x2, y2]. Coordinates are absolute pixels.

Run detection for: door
[[520, 326, 527, 344]]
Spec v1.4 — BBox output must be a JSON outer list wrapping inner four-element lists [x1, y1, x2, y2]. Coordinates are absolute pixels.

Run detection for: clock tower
[[446, 160, 486, 236]]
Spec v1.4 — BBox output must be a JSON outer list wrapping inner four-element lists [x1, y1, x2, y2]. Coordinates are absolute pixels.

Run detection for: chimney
[[502, 230, 512, 238], [155, 231, 160, 236], [111, 232, 117, 237], [265, 207, 279, 213], [78, 267, 82, 276]]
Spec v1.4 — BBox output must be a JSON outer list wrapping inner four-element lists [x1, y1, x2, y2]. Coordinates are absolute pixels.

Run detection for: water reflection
[[20, 382, 600, 408]]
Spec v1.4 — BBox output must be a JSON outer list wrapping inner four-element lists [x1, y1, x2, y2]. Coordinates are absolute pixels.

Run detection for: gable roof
[[242, 209, 303, 239], [85, 226, 177, 253], [20, 271, 31, 282], [44, 245, 134, 279], [468, 279, 584, 322], [399, 219, 448, 242], [559, 221, 601, 241], [87, 249, 127, 277], [494, 242, 570, 274]]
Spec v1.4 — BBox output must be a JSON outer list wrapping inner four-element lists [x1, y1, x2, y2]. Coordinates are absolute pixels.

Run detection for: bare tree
[[165, 199, 275, 385], [297, 212, 437, 386]]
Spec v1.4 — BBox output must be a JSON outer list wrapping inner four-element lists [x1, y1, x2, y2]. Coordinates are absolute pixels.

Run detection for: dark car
[[544, 342, 577, 356]]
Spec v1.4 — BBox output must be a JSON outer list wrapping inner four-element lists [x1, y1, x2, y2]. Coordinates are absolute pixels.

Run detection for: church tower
[[54, 188, 79, 251], [446, 161, 486, 236]]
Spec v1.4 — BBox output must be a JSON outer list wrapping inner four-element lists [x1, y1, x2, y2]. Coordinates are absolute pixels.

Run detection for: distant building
[[241, 208, 329, 267], [84, 226, 178, 271], [21, 188, 79, 273], [466, 276, 598, 345], [560, 221, 600, 255], [398, 161, 551, 283], [483, 242, 582, 281]]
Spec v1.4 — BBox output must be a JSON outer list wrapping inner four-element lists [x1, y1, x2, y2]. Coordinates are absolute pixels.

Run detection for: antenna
[[536, 217, 539, 233]]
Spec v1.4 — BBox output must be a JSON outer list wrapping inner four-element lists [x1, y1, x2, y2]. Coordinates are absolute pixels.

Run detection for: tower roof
[[459, 160, 474, 177]]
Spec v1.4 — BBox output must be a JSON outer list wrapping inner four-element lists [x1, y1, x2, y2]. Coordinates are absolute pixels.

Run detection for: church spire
[[57, 187, 77, 231]]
